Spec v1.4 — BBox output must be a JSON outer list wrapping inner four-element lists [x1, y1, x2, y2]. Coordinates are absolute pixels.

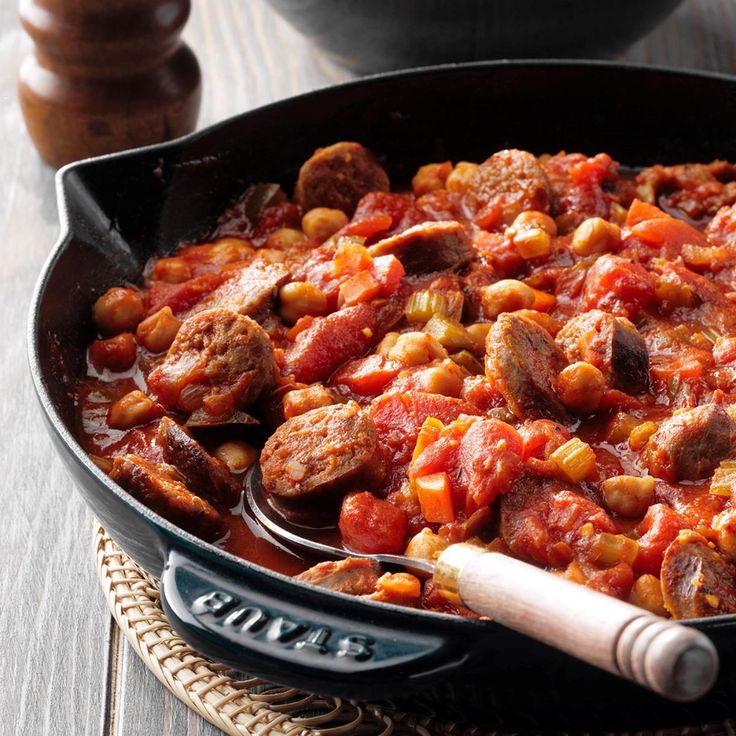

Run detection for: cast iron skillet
[[28, 61, 736, 732]]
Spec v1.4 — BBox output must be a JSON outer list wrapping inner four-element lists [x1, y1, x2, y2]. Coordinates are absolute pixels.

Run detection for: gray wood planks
[[2, 0, 736, 734]]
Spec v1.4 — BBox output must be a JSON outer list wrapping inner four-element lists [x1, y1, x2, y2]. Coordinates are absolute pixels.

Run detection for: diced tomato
[[285, 315, 315, 342], [371, 391, 478, 467], [530, 287, 556, 312], [634, 503, 683, 576], [706, 203, 736, 247], [458, 419, 523, 508], [569, 153, 616, 187], [626, 198, 669, 227], [519, 419, 570, 461], [253, 201, 301, 240], [409, 427, 463, 480], [583, 561, 635, 600], [333, 354, 401, 396], [502, 481, 617, 567], [353, 191, 416, 231], [371, 255, 405, 297], [339, 213, 393, 240], [339, 270, 382, 306], [582, 254, 654, 319], [714, 336, 736, 365], [284, 303, 377, 384], [460, 375, 504, 413], [144, 272, 230, 315], [631, 217, 709, 250], [650, 356, 704, 384], [339, 492, 408, 554], [332, 240, 372, 278]]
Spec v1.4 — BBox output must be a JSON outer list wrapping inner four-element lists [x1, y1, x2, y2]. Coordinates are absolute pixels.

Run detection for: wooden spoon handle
[[434, 544, 718, 701]]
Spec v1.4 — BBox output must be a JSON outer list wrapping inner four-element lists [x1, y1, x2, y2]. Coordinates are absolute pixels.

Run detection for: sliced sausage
[[260, 401, 385, 499], [463, 149, 550, 229], [109, 454, 223, 540], [661, 530, 736, 619], [555, 309, 649, 394], [367, 220, 472, 274], [191, 262, 290, 322], [294, 142, 390, 215], [486, 312, 570, 422], [147, 308, 276, 416], [158, 416, 241, 508], [295, 558, 380, 595], [642, 403, 736, 482]]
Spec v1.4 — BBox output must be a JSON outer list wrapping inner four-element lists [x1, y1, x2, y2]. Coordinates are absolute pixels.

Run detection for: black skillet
[[28, 61, 736, 732]]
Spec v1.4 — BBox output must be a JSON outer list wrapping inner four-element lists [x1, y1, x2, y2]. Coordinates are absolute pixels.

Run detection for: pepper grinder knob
[[18, 0, 202, 168]]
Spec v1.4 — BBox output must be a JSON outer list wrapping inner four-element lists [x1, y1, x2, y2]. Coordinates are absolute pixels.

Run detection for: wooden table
[[3, 1, 736, 733]]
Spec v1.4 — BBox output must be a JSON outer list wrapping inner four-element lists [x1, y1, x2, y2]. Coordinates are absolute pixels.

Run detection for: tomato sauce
[[75, 144, 736, 617]]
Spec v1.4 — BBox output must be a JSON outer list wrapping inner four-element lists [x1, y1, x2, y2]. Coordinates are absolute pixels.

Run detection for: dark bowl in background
[[29, 61, 736, 732], [264, 0, 684, 74]]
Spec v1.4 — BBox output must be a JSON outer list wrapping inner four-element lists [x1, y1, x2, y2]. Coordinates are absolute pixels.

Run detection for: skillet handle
[[434, 544, 719, 702], [158, 546, 467, 699]]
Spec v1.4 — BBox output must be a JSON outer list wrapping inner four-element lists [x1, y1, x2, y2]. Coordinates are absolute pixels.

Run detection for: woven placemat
[[94, 526, 736, 736]]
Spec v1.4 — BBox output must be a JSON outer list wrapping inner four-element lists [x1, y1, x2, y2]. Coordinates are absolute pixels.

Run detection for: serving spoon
[[245, 469, 718, 702]]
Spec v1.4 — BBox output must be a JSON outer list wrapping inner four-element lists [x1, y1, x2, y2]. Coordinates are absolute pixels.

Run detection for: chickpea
[[255, 248, 287, 263], [93, 287, 145, 335], [376, 331, 400, 356], [283, 385, 335, 419], [445, 161, 479, 194], [609, 202, 628, 226], [571, 217, 621, 256], [480, 279, 535, 319], [89, 333, 137, 372], [404, 528, 449, 562], [466, 322, 492, 352], [591, 532, 639, 566], [513, 228, 551, 259], [152, 257, 191, 284], [414, 360, 465, 397], [556, 361, 605, 413], [601, 475, 655, 517], [411, 161, 452, 196], [135, 306, 181, 353], [266, 227, 307, 250], [629, 574, 667, 616], [108, 390, 158, 430], [214, 440, 258, 473], [387, 331, 447, 367], [301, 207, 349, 242], [510, 210, 558, 237], [209, 237, 254, 264], [713, 510, 736, 561], [513, 309, 560, 336], [278, 282, 328, 324]]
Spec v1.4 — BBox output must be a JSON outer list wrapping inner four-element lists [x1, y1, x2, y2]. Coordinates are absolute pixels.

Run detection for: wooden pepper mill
[[18, 0, 202, 169]]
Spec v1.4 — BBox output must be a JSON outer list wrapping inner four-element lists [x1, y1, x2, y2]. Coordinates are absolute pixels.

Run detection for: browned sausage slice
[[294, 142, 390, 215], [367, 220, 472, 274], [555, 309, 649, 394], [642, 404, 736, 482], [158, 416, 241, 508], [191, 262, 290, 322], [295, 558, 380, 595], [464, 149, 551, 229], [486, 312, 570, 422], [109, 454, 223, 540], [260, 401, 385, 499], [147, 308, 276, 416], [661, 530, 736, 619]]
